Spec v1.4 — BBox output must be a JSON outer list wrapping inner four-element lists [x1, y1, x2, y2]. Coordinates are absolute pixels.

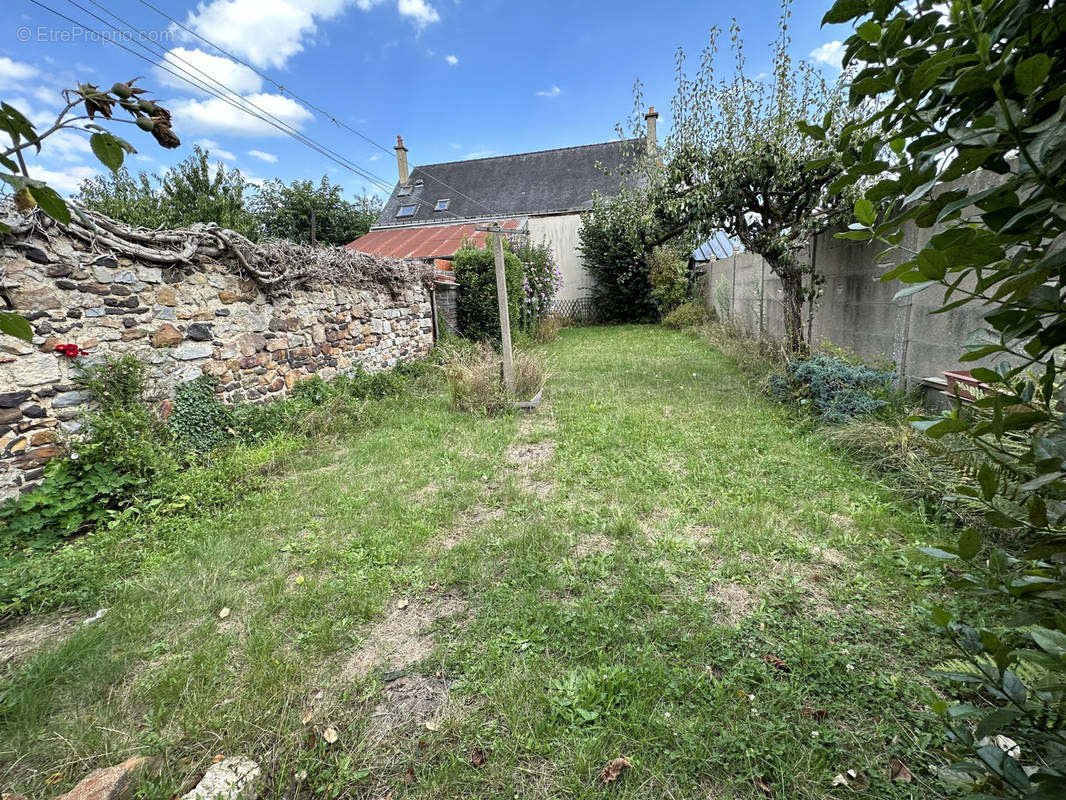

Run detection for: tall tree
[[159, 146, 257, 237], [74, 167, 167, 228], [636, 1, 857, 352], [75, 146, 258, 237], [249, 176, 381, 246]]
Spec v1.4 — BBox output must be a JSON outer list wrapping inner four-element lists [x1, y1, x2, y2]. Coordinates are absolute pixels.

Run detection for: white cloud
[[248, 149, 278, 162], [445, 54, 458, 66], [24, 164, 100, 196], [155, 47, 263, 95], [42, 130, 94, 162], [464, 149, 494, 159], [368, 153, 381, 161], [536, 84, 561, 98], [810, 41, 846, 69], [172, 93, 313, 136], [183, 0, 352, 69], [0, 57, 38, 88], [195, 138, 237, 160], [397, 0, 440, 27], [357, 0, 440, 30]]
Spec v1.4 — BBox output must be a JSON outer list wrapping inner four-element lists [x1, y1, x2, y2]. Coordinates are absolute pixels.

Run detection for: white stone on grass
[[180, 757, 260, 800]]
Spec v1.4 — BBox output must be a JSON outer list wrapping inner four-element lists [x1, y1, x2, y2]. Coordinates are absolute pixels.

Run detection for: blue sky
[[2, 0, 850, 199]]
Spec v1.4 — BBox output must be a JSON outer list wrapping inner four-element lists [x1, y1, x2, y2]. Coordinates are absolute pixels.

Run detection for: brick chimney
[[394, 135, 409, 184], [644, 107, 659, 151]]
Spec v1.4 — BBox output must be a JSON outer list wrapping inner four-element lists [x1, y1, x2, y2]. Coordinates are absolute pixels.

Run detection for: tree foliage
[[638, 1, 857, 351], [577, 190, 658, 323], [76, 146, 257, 237], [821, 0, 1066, 795], [249, 176, 381, 246], [74, 167, 168, 228]]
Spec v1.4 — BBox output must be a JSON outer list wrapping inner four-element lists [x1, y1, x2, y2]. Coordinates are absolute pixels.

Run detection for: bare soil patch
[[0, 613, 79, 674], [506, 441, 556, 469], [706, 582, 759, 625], [341, 595, 468, 682], [366, 674, 450, 743]]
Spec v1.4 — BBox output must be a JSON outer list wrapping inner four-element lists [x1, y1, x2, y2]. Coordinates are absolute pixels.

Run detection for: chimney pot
[[644, 106, 659, 151], [394, 135, 410, 184]]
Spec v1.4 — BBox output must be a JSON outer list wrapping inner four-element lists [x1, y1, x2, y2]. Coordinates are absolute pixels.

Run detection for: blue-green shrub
[[770, 353, 896, 423]]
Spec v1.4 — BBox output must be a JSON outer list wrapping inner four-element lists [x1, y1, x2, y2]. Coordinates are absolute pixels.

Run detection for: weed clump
[[663, 302, 714, 330], [438, 341, 545, 414]]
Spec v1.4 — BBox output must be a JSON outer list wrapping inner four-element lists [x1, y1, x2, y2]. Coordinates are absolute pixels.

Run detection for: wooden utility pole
[[310, 205, 317, 247], [476, 224, 529, 395], [491, 230, 515, 393]]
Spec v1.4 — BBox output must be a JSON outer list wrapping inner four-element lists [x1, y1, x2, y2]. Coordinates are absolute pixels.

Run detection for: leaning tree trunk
[[771, 260, 808, 356]]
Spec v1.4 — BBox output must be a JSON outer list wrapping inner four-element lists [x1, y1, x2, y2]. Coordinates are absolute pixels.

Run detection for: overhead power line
[[69, 0, 422, 206], [24, 0, 466, 221], [133, 0, 501, 217]]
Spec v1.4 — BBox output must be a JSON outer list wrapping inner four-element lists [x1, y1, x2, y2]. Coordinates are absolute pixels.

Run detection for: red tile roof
[[346, 219, 525, 260]]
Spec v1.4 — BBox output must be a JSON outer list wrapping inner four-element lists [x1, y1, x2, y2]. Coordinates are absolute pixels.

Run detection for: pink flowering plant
[[512, 239, 563, 331]]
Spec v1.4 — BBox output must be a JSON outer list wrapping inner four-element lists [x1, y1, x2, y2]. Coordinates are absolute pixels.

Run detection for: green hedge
[[453, 244, 521, 342]]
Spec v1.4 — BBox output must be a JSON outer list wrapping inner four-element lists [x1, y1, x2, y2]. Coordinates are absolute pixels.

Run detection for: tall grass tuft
[[438, 341, 546, 414]]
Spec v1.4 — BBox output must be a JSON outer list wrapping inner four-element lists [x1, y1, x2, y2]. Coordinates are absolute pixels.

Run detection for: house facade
[[347, 110, 658, 331]]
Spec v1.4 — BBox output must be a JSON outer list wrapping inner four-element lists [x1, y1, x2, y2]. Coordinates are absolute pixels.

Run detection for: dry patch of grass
[[571, 533, 614, 559], [706, 581, 760, 625], [438, 506, 505, 551], [0, 614, 79, 676], [365, 675, 451, 744], [340, 595, 468, 683]]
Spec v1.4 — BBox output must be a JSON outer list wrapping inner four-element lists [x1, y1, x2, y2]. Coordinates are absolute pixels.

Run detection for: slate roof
[[375, 139, 643, 227]]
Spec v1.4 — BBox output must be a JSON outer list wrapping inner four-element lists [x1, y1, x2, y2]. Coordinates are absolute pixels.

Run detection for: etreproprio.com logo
[[17, 26, 175, 44]]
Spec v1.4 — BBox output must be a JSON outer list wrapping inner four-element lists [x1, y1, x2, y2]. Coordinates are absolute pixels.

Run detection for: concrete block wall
[[0, 231, 434, 501], [704, 224, 993, 388]]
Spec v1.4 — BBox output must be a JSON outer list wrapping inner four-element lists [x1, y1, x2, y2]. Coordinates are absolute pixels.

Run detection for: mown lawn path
[[1, 326, 951, 800]]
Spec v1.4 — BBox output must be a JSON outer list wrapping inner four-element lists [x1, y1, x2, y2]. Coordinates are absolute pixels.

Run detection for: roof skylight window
[[435, 199, 450, 211], [396, 205, 416, 218]]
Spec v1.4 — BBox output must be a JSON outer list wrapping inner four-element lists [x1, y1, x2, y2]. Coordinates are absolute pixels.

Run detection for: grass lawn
[[0, 325, 956, 799]]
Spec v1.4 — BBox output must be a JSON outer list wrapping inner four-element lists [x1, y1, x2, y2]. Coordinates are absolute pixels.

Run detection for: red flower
[[55, 343, 85, 358]]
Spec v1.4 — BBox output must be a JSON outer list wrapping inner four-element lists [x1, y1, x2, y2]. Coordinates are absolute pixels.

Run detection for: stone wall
[[0, 230, 434, 501]]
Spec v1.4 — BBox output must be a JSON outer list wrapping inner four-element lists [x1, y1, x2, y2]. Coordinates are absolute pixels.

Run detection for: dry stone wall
[[0, 230, 433, 501]]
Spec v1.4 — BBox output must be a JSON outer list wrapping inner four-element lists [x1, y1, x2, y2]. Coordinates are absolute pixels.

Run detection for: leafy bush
[[577, 192, 657, 323], [823, 0, 1066, 792], [647, 244, 689, 316], [75, 353, 152, 413], [513, 239, 563, 330], [769, 353, 896, 424], [0, 355, 177, 552], [453, 243, 521, 342], [169, 377, 235, 452], [663, 302, 713, 330]]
